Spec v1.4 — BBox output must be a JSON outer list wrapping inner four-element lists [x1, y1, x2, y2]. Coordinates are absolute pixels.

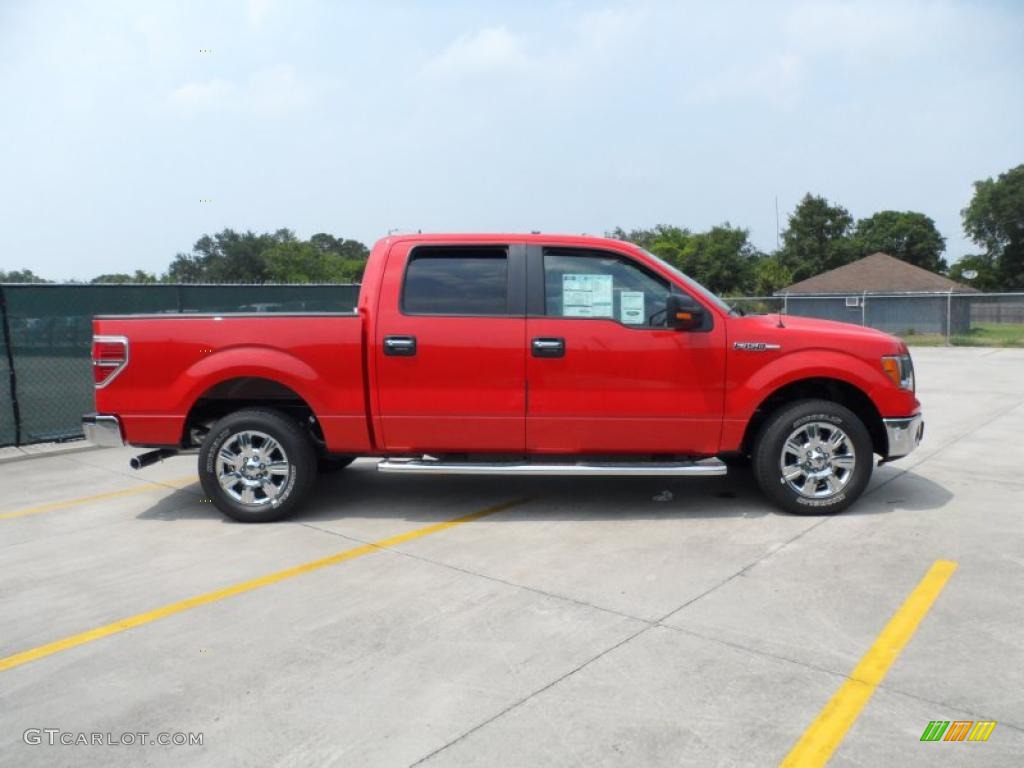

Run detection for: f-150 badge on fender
[[733, 342, 781, 352]]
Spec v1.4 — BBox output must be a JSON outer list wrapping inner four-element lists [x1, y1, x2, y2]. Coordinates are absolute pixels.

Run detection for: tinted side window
[[403, 246, 509, 315], [543, 248, 671, 327]]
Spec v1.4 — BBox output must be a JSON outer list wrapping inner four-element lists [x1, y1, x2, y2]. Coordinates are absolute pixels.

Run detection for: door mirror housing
[[666, 294, 705, 331]]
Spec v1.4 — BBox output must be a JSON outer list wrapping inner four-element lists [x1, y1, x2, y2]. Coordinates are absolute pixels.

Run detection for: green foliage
[[91, 270, 158, 284], [962, 164, 1024, 291], [263, 240, 367, 283], [614, 194, 964, 296], [609, 223, 765, 295], [607, 226, 664, 252], [164, 229, 368, 283], [778, 194, 858, 282], [0, 268, 49, 283], [948, 253, 1001, 291], [751, 256, 793, 296], [309, 233, 370, 262], [853, 211, 947, 272]]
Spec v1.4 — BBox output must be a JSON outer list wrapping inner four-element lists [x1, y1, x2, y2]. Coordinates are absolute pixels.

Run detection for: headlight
[[881, 354, 915, 392]]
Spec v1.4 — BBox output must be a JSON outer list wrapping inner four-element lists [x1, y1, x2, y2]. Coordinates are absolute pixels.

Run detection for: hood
[[728, 313, 905, 354]]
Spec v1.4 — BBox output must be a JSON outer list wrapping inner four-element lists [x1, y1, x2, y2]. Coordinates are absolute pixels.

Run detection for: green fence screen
[[0, 284, 360, 447]]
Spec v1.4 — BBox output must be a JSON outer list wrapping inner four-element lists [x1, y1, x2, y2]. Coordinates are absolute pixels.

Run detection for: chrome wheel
[[779, 421, 856, 499], [214, 430, 291, 507]]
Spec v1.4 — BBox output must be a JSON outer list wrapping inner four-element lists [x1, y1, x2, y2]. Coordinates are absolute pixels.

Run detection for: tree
[[309, 233, 370, 261], [162, 229, 368, 283], [778, 194, 857, 281], [91, 270, 158, 284], [962, 164, 1024, 291], [263, 241, 367, 283], [607, 226, 663, 251], [610, 224, 763, 295], [853, 211, 947, 273], [307, 232, 370, 281], [0, 268, 49, 283], [683, 225, 763, 295], [948, 254, 1001, 292], [165, 229, 287, 283], [752, 256, 793, 296]]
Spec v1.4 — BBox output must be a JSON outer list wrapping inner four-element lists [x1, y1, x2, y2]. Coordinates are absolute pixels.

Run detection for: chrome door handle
[[383, 335, 417, 356], [531, 337, 565, 358]]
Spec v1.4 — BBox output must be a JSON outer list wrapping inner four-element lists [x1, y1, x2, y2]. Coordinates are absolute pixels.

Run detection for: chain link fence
[[727, 292, 1024, 346], [0, 283, 359, 447], [3, 284, 1022, 448]]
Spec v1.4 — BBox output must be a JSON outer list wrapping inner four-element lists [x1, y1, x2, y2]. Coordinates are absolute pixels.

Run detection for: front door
[[525, 245, 726, 455], [374, 241, 527, 453]]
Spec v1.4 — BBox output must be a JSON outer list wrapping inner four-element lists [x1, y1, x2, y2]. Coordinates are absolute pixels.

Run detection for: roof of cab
[[377, 232, 637, 249]]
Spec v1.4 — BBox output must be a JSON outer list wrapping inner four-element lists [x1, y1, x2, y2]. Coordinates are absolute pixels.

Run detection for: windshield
[[637, 248, 740, 315]]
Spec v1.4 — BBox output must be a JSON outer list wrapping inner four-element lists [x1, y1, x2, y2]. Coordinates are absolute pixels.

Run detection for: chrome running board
[[377, 457, 727, 477]]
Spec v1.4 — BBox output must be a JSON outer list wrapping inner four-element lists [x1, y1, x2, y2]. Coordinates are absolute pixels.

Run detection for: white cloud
[[421, 26, 532, 79], [749, 52, 804, 105], [786, 1, 956, 58], [245, 65, 311, 115], [164, 66, 310, 116], [166, 78, 236, 111], [247, 0, 273, 27], [687, 52, 804, 107]]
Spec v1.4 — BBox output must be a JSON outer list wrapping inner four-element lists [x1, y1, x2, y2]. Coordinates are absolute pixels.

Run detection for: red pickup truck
[[83, 234, 923, 522]]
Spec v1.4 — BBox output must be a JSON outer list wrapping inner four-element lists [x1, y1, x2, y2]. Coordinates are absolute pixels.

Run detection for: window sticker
[[620, 291, 645, 324], [562, 274, 613, 318]]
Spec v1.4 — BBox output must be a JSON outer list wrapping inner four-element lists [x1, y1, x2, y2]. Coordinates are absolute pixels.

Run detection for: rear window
[[402, 246, 509, 316]]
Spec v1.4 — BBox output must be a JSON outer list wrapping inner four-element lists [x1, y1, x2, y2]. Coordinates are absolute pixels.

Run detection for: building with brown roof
[[776, 252, 978, 334]]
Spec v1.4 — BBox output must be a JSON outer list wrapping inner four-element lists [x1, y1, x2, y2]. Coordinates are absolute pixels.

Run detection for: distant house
[[776, 252, 979, 334]]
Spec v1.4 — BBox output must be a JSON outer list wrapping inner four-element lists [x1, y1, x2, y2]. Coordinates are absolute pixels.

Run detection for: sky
[[1, 0, 1022, 281]]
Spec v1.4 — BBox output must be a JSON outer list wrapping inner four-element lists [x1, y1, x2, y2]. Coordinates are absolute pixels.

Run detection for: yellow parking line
[[781, 559, 958, 767], [0, 497, 528, 673], [0, 476, 199, 520]]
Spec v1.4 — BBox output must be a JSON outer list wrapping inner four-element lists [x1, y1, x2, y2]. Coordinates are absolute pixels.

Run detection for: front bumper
[[82, 413, 124, 447], [883, 414, 924, 460]]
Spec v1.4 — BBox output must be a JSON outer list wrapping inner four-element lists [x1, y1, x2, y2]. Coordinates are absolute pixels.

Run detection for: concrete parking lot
[[2, 346, 1023, 767]]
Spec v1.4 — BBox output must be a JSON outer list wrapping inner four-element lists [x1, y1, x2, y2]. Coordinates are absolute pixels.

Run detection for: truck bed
[[93, 313, 370, 452]]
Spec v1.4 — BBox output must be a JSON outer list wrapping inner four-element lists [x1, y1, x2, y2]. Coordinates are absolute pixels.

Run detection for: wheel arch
[[183, 376, 322, 449], [741, 377, 886, 457]]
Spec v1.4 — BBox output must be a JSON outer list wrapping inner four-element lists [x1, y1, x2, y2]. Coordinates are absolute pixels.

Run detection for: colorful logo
[[920, 721, 996, 742]]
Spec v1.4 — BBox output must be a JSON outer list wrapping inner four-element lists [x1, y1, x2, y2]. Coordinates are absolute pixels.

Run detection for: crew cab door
[[373, 241, 526, 453], [525, 245, 726, 455]]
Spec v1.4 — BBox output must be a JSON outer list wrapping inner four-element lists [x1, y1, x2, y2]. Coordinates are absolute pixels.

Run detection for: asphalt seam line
[[409, 623, 652, 767], [408, 402, 1022, 765], [0, 498, 529, 673], [864, 395, 1024, 497], [660, 392, 1024, 624], [662, 623, 1024, 733], [411, 559, 962, 767], [301, 521, 1024, 735], [297, 520, 650, 625]]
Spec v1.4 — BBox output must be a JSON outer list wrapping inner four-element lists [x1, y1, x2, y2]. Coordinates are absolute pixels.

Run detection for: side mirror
[[666, 293, 705, 331]]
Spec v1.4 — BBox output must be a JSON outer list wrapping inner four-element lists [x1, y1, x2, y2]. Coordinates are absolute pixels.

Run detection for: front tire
[[752, 399, 873, 515], [199, 408, 317, 523]]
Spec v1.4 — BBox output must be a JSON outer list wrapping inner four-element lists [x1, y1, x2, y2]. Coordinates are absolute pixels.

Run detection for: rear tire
[[199, 408, 317, 523], [752, 399, 873, 515]]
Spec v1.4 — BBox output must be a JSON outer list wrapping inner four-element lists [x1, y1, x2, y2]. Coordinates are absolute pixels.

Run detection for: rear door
[[525, 245, 726, 455], [374, 241, 527, 453]]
